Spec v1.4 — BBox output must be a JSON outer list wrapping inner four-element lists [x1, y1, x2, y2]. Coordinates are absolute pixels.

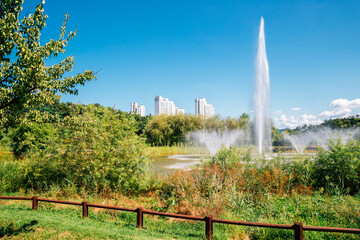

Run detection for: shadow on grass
[[0, 220, 38, 237]]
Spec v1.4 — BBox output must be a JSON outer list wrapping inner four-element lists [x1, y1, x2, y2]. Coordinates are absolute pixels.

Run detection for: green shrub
[[312, 139, 360, 194], [8, 123, 57, 156], [0, 105, 151, 194], [208, 146, 256, 171]]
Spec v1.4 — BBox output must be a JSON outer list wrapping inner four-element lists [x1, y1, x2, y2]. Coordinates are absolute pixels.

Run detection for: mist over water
[[285, 132, 314, 153], [191, 129, 246, 155], [254, 17, 272, 154], [285, 127, 360, 153]]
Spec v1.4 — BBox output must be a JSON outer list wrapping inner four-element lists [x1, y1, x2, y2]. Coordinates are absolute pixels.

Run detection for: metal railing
[[1, 195, 359, 239]]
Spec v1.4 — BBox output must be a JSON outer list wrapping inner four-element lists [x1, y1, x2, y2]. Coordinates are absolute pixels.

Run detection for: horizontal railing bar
[[0, 196, 32, 201], [303, 226, 360, 234], [37, 198, 82, 206], [143, 209, 205, 221], [87, 203, 136, 212], [213, 218, 293, 229]]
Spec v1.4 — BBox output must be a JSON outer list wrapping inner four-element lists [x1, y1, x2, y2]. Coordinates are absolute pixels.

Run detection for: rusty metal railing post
[[32, 196, 38, 210], [205, 215, 213, 240], [82, 201, 88, 218], [137, 207, 144, 228], [294, 222, 303, 240]]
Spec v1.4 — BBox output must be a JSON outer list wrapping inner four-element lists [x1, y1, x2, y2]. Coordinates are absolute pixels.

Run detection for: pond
[[150, 154, 206, 171]]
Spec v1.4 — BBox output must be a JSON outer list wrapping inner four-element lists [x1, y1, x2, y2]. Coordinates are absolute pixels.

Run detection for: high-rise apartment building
[[175, 107, 185, 115], [130, 102, 146, 117], [155, 96, 185, 115], [195, 97, 215, 117]]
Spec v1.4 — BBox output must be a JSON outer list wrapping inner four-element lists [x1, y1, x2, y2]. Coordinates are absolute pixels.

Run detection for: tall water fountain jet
[[254, 17, 272, 154]]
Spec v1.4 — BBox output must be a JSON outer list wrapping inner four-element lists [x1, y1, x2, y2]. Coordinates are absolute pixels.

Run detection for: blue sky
[[24, 0, 360, 128]]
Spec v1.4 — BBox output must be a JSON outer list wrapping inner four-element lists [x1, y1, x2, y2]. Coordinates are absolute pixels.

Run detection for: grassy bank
[[147, 145, 209, 157]]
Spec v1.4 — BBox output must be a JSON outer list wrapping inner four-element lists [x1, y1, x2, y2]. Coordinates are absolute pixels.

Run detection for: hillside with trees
[[284, 115, 360, 134]]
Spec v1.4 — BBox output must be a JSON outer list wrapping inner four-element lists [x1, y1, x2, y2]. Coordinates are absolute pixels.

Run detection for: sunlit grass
[[0, 202, 205, 239], [147, 144, 209, 157]]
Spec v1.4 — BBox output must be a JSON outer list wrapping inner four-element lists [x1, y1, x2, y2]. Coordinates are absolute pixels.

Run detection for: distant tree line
[[144, 113, 249, 146], [285, 115, 360, 135]]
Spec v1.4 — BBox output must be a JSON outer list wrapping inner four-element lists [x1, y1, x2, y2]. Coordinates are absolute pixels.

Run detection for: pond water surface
[[151, 154, 205, 171]]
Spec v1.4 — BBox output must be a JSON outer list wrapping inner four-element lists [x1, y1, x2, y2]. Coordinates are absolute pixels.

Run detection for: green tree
[[9, 122, 56, 156], [271, 124, 283, 146], [0, 0, 95, 127], [144, 115, 173, 146]]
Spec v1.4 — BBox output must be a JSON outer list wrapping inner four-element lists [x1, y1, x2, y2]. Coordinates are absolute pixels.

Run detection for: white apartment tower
[[175, 108, 185, 115], [155, 96, 185, 115], [195, 97, 215, 117], [130, 102, 146, 117]]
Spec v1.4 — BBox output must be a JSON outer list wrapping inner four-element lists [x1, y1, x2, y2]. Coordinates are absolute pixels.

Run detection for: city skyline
[[131, 96, 217, 117]]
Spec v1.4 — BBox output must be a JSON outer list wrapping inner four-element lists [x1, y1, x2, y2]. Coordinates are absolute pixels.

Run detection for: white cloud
[[291, 107, 301, 111], [319, 98, 360, 118], [274, 114, 322, 129], [273, 110, 282, 115], [301, 114, 317, 120], [301, 114, 322, 125], [301, 114, 316, 119], [330, 98, 360, 109], [319, 108, 352, 118]]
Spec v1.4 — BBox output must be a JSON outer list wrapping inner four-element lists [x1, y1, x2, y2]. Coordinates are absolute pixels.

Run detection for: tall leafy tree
[[0, 0, 95, 126]]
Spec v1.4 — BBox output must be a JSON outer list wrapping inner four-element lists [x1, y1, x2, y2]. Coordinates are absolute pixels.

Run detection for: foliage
[[322, 115, 360, 129], [0, 0, 95, 127], [0, 105, 151, 194], [144, 114, 201, 146], [285, 115, 360, 135], [228, 193, 360, 240], [312, 139, 360, 194], [144, 114, 249, 146], [131, 113, 152, 135], [271, 124, 283, 146], [210, 146, 253, 169], [8, 122, 56, 156], [0, 128, 11, 152]]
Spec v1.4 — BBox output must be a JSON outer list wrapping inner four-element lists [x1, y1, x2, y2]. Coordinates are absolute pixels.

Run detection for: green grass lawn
[[0, 203, 206, 239]]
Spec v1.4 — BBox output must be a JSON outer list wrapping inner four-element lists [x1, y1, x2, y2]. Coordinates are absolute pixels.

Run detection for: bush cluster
[[0, 105, 150, 194], [312, 139, 360, 194]]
